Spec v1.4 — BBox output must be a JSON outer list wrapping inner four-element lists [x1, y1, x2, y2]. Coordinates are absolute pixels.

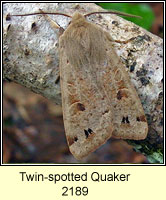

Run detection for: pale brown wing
[[59, 33, 113, 160], [102, 33, 148, 140], [59, 13, 148, 160]]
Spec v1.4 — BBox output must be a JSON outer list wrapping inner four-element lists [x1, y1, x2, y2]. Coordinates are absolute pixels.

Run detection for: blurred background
[[3, 3, 163, 164]]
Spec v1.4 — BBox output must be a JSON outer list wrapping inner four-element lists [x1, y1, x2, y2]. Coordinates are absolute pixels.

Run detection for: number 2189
[[62, 186, 88, 196]]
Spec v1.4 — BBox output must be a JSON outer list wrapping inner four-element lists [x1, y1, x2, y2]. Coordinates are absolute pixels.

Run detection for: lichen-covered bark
[[3, 3, 163, 163]]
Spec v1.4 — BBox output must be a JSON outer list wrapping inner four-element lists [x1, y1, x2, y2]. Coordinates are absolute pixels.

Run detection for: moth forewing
[[104, 32, 148, 140], [59, 12, 148, 160], [59, 13, 114, 160]]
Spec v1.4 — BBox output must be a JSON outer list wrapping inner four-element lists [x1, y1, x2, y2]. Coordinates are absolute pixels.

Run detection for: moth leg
[[104, 31, 136, 44], [39, 9, 64, 35], [113, 37, 136, 44]]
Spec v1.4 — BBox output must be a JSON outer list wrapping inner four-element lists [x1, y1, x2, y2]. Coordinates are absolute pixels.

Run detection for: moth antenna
[[84, 10, 142, 19], [9, 12, 72, 18]]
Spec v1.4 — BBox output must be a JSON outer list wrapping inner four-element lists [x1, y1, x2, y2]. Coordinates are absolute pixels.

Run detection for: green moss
[[97, 3, 155, 30], [147, 152, 163, 164], [127, 140, 163, 164]]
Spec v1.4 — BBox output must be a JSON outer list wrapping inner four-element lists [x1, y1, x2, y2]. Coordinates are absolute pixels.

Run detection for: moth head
[[71, 12, 86, 24]]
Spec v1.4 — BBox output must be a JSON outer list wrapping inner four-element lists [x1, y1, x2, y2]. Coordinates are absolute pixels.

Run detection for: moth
[[10, 9, 148, 160]]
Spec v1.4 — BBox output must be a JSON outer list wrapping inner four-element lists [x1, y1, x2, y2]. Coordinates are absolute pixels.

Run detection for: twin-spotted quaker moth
[[10, 10, 148, 160]]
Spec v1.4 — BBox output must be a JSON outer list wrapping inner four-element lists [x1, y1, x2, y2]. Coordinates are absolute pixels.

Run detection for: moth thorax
[[71, 12, 85, 23]]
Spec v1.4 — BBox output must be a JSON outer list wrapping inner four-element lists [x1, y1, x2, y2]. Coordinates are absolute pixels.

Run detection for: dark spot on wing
[[136, 117, 140, 122], [137, 115, 147, 122], [103, 109, 109, 114], [117, 90, 123, 100], [139, 115, 147, 122], [84, 129, 89, 138], [84, 128, 94, 138], [74, 137, 78, 142], [88, 128, 93, 134], [77, 103, 85, 111], [67, 136, 78, 146], [126, 116, 130, 124], [122, 117, 125, 123], [117, 90, 128, 100], [122, 116, 130, 124]]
